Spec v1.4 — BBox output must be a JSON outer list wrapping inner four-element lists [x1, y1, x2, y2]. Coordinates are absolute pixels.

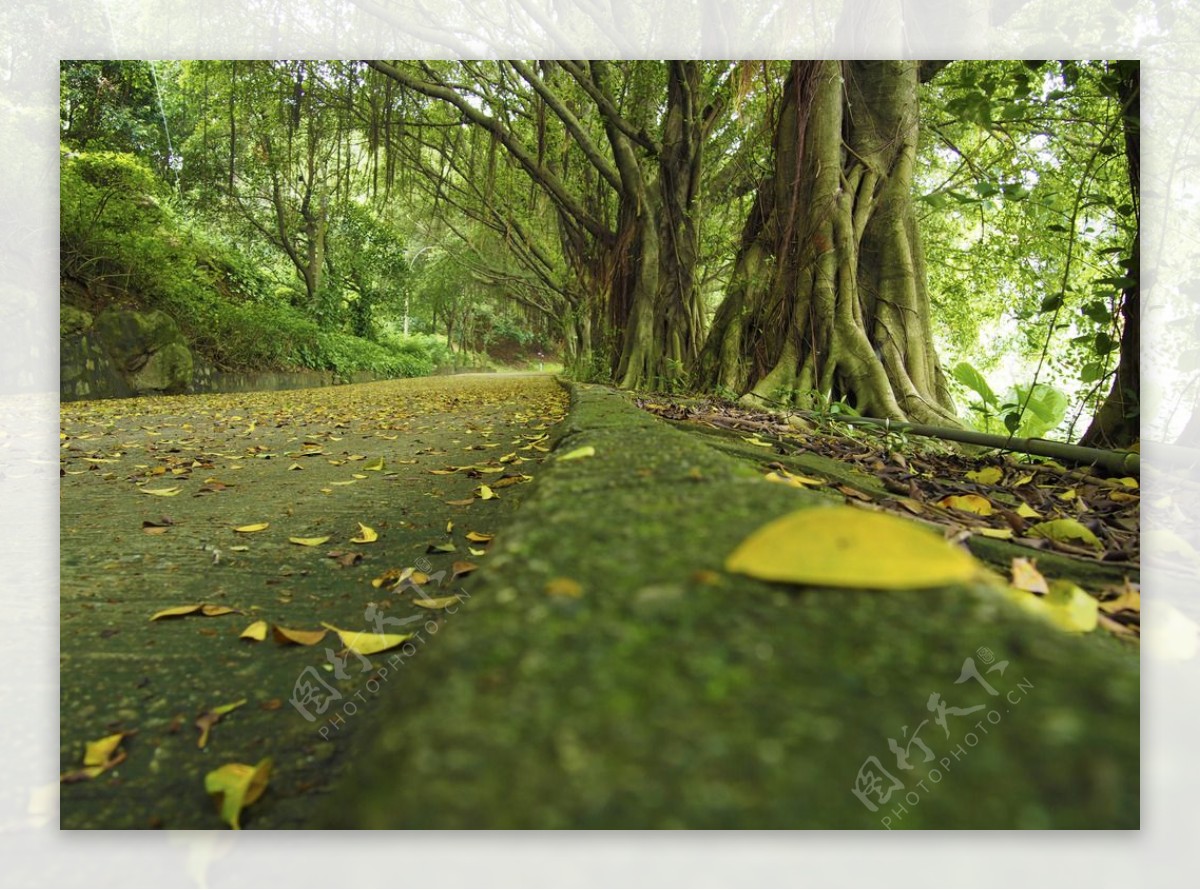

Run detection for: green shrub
[[60, 147, 437, 381]]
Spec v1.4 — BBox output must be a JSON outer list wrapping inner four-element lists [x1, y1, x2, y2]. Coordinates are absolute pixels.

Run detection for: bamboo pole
[[834, 415, 1139, 475]]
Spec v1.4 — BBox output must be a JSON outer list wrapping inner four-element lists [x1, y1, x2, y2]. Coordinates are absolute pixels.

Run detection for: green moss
[[324, 383, 1138, 829]]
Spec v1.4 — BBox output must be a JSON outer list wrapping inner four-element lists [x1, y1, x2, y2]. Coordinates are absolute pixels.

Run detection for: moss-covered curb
[[323, 382, 1138, 829]]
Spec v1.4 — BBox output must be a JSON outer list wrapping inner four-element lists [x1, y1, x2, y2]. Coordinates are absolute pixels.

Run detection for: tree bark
[[1081, 61, 1139, 449], [697, 60, 957, 425]]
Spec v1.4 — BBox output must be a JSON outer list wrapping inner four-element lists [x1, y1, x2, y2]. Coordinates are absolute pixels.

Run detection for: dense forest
[[60, 59, 1138, 447]]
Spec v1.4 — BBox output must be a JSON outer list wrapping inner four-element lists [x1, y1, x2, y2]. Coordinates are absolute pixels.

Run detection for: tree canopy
[[60, 58, 1139, 445]]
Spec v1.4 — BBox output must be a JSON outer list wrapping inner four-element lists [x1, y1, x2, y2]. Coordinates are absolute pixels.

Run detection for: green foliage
[[919, 60, 1137, 435], [953, 361, 1068, 438], [60, 148, 430, 379]]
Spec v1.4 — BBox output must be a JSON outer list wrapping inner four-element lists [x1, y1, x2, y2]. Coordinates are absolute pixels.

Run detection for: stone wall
[[61, 301, 388, 402]]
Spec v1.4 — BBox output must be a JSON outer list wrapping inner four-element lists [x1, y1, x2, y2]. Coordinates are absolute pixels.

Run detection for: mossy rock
[[128, 341, 193, 393], [92, 308, 194, 394], [60, 305, 93, 338]]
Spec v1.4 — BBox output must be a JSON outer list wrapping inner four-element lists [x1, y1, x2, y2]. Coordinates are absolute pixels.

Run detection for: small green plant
[[952, 361, 1068, 438]]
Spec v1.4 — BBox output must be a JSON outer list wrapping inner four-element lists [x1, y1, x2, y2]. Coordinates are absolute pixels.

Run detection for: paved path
[[59, 374, 566, 828]]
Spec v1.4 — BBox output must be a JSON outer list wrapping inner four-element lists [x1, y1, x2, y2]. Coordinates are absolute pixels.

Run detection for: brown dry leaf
[[450, 560, 478, 580], [272, 625, 327, 646], [326, 550, 363, 567], [445, 498, 476, 507], [1010, 557, 1049, 594], [196, 699, 247, 749], [837, 485, 873, 502]]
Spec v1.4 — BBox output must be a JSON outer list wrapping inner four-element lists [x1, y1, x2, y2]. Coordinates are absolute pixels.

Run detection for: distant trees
[[60, 57, 1140, 445]]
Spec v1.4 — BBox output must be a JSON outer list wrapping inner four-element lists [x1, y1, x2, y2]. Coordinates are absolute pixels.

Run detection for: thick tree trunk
[[697, 60, 957, 425], [611, 62, 711, 391], [1081, 62, 1139, 449]]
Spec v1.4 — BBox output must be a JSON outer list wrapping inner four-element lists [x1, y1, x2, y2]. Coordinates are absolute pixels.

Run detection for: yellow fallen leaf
[[350, 523, 378, 544], [1100, 582, 1140, 614], [545, 577, 584, 598], [272, 626, 327, 646], [60, 731, 130, 782], [966, 467, 1003, 485], [764, 470, 824, 488], [1117, 477, 1138, 489], [205, 758, 272, 830], [1057, 488, 1077, 501], [239, 620, 269, 641], [937, 494, 994, 516], [1110, 490, 1139, 503], [476, 485, 498, 500], [556, 445, 596, 461], [234, 522, 270, 533], [150, 603, 239, 621], [741, 436, 773, 448], [1015, 502, 1040, 519], [977, 527, 1014, 539], [1028, 518, 1102, 549], [469, 547, 487, 557], [363, 457, 385, 471], [320, 623, 413, 656], [725, 506, 980, 590], [1007, 581, 1098, 633], [1010, 557, 1049, 594], [288, 463, 304, 471], [230, 545, 249, 552], [446, 520, 454, 534], [413, 595, 462, 609], [289, 536, 331, 547], [140, 486, 182, 496], [465, 531, 494, 543]]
